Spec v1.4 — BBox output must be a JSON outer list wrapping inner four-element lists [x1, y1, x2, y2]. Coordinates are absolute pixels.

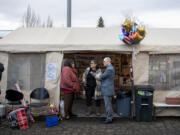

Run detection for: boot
[[96, 107, 101, 116], [86, 107, 92, 116]]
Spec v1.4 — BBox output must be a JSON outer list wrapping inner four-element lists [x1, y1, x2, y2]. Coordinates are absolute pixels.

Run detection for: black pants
[[64, 93, 74, 117], [85, 86, 101, 107]]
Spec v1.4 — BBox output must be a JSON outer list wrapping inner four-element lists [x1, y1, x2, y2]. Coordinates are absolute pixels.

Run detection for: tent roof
[[0, 28, 180, 53]]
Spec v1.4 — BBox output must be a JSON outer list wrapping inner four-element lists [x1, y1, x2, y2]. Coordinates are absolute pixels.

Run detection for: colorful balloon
[[122, 27, 129, 36], [119, 18, 146, 45], [122, 19, 133, 33], [119, 34, 124, 40], [137, 26, 146, 37]]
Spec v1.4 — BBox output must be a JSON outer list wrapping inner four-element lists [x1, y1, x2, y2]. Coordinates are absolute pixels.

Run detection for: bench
[[153, 103, 180, 119]]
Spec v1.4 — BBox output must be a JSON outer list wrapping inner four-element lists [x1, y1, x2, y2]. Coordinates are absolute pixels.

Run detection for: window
[[149, 54, 180, 90], [7, 54, 46, 90]]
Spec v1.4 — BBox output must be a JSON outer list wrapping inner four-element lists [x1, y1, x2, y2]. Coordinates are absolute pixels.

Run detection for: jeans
[[103, 96, 113, 121]]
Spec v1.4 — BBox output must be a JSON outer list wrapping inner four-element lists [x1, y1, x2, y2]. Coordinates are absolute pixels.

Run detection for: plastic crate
[[46, 115, 59, 127]]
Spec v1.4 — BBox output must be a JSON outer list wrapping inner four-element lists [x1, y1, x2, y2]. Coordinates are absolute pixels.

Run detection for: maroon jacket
[[60, 66, 80, 93]]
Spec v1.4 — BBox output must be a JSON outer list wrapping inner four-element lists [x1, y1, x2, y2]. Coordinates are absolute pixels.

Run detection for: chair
[[5, 89, 23, 110], [29, 88, 50, 114]]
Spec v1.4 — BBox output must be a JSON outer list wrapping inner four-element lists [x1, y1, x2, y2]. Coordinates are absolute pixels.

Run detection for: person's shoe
[[86, 107, 92, 116], [96, 107, 101, 116], [64, 115, 70, 120], [104, 119, 113, 124], [100, 118, 106, 121], [70, 113, 78, 117]]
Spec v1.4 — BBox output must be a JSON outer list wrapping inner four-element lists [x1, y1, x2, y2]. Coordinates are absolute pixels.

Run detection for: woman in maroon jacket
[[60, 59, 80, 120]]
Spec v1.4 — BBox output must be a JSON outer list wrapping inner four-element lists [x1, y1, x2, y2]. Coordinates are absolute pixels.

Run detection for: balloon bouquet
[[119, 18, 146, 45]]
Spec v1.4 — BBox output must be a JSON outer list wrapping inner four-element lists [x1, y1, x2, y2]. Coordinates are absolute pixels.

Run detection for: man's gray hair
[[104, 57, 111, 63]]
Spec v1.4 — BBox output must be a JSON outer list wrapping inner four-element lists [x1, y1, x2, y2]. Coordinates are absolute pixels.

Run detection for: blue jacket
[[100, 64, 115, 96]]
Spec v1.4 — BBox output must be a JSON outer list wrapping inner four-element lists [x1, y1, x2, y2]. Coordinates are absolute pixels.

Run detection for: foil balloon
[[122, 19, 133, 33], [119, 18, 146, 45], [137, 26, 146, 37]]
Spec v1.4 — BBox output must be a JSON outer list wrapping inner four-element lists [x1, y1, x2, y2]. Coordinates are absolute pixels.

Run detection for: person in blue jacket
[[97, 57, 115, 124]]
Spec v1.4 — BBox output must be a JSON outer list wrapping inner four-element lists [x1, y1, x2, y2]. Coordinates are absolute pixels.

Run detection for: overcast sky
[[0, 0, 180, 29]]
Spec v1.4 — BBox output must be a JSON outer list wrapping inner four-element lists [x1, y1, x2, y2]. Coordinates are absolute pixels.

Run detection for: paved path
[[1, 117, 180, 135]]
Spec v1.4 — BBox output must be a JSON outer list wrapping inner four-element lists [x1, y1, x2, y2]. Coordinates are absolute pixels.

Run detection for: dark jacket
[[0, 63, 4, 81]]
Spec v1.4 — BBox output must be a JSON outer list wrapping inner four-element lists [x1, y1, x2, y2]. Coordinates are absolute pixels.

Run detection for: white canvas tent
[[0, 28, 180, 116], [0, 28, 180, 53]]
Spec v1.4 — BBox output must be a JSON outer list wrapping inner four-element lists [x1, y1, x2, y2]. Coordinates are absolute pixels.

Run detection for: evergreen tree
[[97, 16, 105, 28]]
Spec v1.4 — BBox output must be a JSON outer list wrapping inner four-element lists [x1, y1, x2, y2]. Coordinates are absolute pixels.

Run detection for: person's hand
[[89, 71, 93, 74], [90, 71, 95, 77], [95, 74, 101, 80]]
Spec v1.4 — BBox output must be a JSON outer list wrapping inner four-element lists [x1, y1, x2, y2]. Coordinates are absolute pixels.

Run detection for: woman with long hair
[[83, 60, 102, 116], [60, 59, 80, 120]]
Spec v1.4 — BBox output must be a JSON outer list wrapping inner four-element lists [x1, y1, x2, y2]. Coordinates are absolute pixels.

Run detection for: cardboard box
[[165, 96, 180, 105]]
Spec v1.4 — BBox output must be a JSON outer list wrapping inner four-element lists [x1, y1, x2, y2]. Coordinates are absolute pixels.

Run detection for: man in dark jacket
[[99, 57, 115, 124], [0, 63, 4, 94]]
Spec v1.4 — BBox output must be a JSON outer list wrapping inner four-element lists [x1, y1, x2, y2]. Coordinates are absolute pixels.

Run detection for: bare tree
[[22, 5, 53, 28], [46, 16, 53, 28], [22, 5, 40, 27]]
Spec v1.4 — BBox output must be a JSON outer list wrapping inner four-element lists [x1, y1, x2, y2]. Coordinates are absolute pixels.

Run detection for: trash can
[[134, 85, 154, 122], [116, 90, 131, 117]]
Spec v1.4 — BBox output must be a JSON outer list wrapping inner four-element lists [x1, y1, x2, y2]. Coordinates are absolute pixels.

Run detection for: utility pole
[[67, 0, 71, 27]]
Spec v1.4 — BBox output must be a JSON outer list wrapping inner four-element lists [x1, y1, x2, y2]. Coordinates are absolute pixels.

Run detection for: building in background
[[0, 30, 12, 39]]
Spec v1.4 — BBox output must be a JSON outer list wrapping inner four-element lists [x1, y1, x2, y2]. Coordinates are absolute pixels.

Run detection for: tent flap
[[44, 52, 63, 109]]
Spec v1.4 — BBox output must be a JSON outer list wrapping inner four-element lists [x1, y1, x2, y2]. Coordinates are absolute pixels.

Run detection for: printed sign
[[46, 63, 56, 80]]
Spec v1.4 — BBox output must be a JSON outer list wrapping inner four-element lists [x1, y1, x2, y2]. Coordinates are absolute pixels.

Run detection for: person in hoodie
[[60, 59, 80, 120]]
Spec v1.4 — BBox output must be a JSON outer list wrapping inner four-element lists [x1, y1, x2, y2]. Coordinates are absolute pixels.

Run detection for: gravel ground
[[1, 117, 180, 135]]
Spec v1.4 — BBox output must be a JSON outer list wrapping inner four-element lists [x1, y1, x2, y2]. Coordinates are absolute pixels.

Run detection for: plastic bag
[[59, 100, 65, 117]]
